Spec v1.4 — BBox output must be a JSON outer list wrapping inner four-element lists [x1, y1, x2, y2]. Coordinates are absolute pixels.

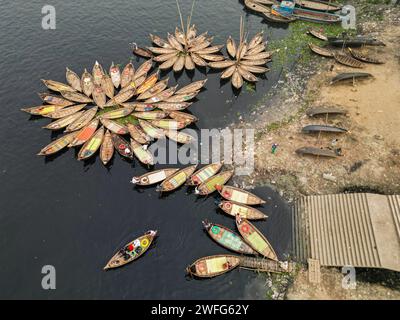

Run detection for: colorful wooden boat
[[100, 130, 114, 165], [186, 254, 241, 278], [100, 118, 129, 135], [175, 79, 208, 95], [37, 132, 78, 156], [65, 106, 98, 132], [92, 84, 106, 108], [101, 74, 115, 99], [122, 102, 155, 112], [202, 220, 257, 255], [44, 104, 87, 119], [136, 71, 160, 95], [81, 69, 94, 97], [165, 91, 199, 103], [111, 133, 133, 159], [60, 90, 93, 103], [43, 111, 84, 130], [153, 102, 192, 111], [134, 59, 153, 80], [195, 170, 234, 195], [38, 93, 74, 107], [104, 88, 136, 107], [92, 61, 105, 85], [216, 185, 266, 205], [77, 126, 105, 160], [137, 78, 169, 100], [157, 164, 197, 192], [104, 230, 157, 270], [121, 61, 135, 88], [132, 45, 154, 58], [163, 130, 193, 144], [21, 105, 66, 116], [130, 139, 154, 165], [127, 123, 151, 145], [131, 168, 179, 185], [218, 200, 268, 220], [277, 0, 342, 12], [144, 85, 178, 103], [100, 108, 133, 120], [68, 119, 99, 147], [138, 119, 165, 140], [149, 119, 186, 130], [236, 215, 277, 260], [168, 111, 198, 125], [65, 67, 82, 92], [41, 79, 76, 92], [188, 162, 223, 186], [132, 111, 168, 120], [291, 6, 341, 23], [150, 33, 173, 48], [109, 62, 121, 88]]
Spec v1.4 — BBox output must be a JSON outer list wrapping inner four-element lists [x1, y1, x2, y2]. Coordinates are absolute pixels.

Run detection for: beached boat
[[186, 254, 241, 278], [307, 28, 328, 41], [138, 119, 165, 140], [121, 62, 135, 88], [60, 90, 93, 104], [81, 69, 94, 97], [218, 200, 268, 220], [77, 126, 105, 160], [38, 93, 74, 107], [101, 74, 115, 99], [44, 104, 87, 119], [65, 67, 82, 92], [333, 52, 364, 68], [157, 164, 197, 192], [131, 168, 179, 186], [92, 61, 105, 85], [100, 118, 129, 135], [127, 123, 152, 145], [111, 133, 134, 159], [348, 48, 384, 64], [236, 215, 277, 260], [37, 132, 78, 156], [41, 79, 76, 93], [195, 170, 234, 195], [309, 43, 333, 58], [43, 111, 85, 130], [100, 108, 133, 120], [330, 72, 373, 84], [68, 119, 99, 147], [302, 124, 348, 133], [295, 146, 338, 157], [306, 107, 347, 117], [65, 106, 98, 132], [104, 230, 158, 270], [130, 139, 154, 165], [328, 36, 386, 47], [21, 105, 67, 116], [188, 162, 223, 186], [202, 220, 257, 255], [244, 0, 272, 14], [163, 130, 193, 144], [100, 130, 114, 165], [216, 185, 266, 205], [109, 62, 121, 89]]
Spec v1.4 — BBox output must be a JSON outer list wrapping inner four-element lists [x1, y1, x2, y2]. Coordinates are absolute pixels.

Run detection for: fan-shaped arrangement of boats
[[22, 60, 207, 166]]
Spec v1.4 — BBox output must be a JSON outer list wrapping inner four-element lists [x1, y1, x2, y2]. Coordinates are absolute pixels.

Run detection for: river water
[[0, 0, 292, 299]]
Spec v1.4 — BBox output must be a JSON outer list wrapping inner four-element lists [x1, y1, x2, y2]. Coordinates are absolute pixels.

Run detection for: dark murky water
[[0, 0, 292, 299]]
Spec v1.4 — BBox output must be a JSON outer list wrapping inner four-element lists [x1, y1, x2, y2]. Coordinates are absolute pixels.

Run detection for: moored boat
[[77, 126, 105, 160], [188, 162, 223, 186], [65, 67, 82, 92], [60, 90, 93, 103], [43, 111, 84, 130], [44, 104, 87, 119], [100, 130, 114, 165], [157, 164, 197, 192], [81, 69, 94, 97], [186, 254, 241, 278], [92, 61, 105, 85], [309, 43, 333, 58], [21, 105, 66, 116], [138, 119, 165, 139], [100, 108, 133, 120], [218, 200, 268, 220], [41, 79, 76, 92], [127, 123, 152, 145], [130, 139, 154, 165], [216, 185, 266, 205], [131, 168, 179, 186], [38, 93, 75, 107], [64, 106, 98, 132], [109, 62, 121, 88], [100, 118, 129, 135], [68, 118, 99, 147], [194, 170, 234, 196], [111, 133, 134, 159], [121, 61, 135, 88], [37, 132, 78, 156]]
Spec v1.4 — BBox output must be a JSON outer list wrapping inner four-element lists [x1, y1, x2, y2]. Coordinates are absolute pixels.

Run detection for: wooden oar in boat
[[186, 254, 241, 278]]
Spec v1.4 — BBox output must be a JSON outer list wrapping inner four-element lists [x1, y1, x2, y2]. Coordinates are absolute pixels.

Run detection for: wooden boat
[[154, 52, 179, 63], [168, 111, 198, 124], [100, 130, 114, 165], [240, 58, 269, 66], [104, 230, 157, 270], [195, 170, 234, 195], [237, 66, 259, 82], [173, 56, 185, 72], [77, 126, 105, 160], [122, 102, 155, 112], [165, 91, 199, 103], [132, 45, 153, 58], [104, 88, 136, 107], [144, 85, 178, 103], [239, 256, 294, 273], [43, 111, 85, 130], [277, 0, 342, 12], [221, 66, 237, 80], [37, 132, 78, 156], [248, 31, 264, 49], [167, 33, 184, 51], [121, 62, 135, 88], [190, 53, 208, 67], [186, 254, 241, 278], [188, 162, 223, 186], [244, 0, 271, 14], [163, 130, 193, 144], [236, 215, 277, 260], [271, 5, 341, 23], [147, 46, 177, 55], [330, 72, 373, 84], [328, 36, 385, 47], [127, 123, 152, 144], [197, 53, 224, 62], [247, 43, 266, 56], [196, 45, 224, 55], [149, 119, 186, 130], [333, 52, 364, 68], [132, 111, 168, 120], [137, 78, 169, 100], [219, 200, 268, 220], [306, 107, 347, 117], [155, 102, 192, 111], [130, 139, 154, 165], [60, 90, 93, 103], [122, 75, 147, 91], [138, 119, 165, 139], [216, 185, 266, 205], [157, 164, 197, 192], [242, 51, 272, 60], [202, 220, 257, 255], [231, 70, 243, 89], [348, 48, 384, 64], [265, 8, 296, 23], [100, 108, 133, 120], [68, 119, 99, 147], [100, 118, 129, 135], [131, 168, 179, 186], [296, 146, 338, 157], [307, 28, 328, 41], [111, 133, 133, 159], [65, 107, 98, 132], [136, 71, 160, 95], [239, 64, 269, 74], [101, 74, 115, 99], [41, 79, 76, 92], [38, 93, 74, 107], [226, 36, 237, 58], [109, 62, 121, 88], [21, 105, 66, 116], [309, 43, 333, 58], [208, 60, 236, 69], [92, 61, 104, 85], [150, 33, 172, 48], [302, 124, 347, 133], [65, 68, 82, 92], [81, 69, 94, 97], [134, 59, 153, 80], [44, 104, 87, 119], [92, 84, 107, 108]]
